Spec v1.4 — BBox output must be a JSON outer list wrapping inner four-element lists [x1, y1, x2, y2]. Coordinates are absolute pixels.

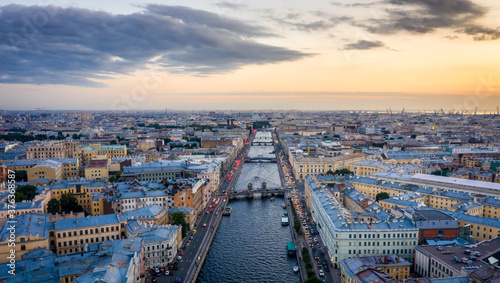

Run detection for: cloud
[[269, 12, 352, 32], [456, 25, 500, 41], [342, 40, 385, 50], [352, 0, 499, 41], [0, 4, 310, 86], [215, 1, 247, 10]]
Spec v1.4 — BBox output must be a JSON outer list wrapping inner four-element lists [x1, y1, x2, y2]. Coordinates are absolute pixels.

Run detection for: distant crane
[[474, 107, 477, 115], [401, 108, 405, 115], [497, 106, 499, 115], [440, 108, 445, 115]]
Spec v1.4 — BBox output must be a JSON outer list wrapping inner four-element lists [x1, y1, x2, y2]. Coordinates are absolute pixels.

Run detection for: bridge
[[244, 157, 277, 163], [251, 141, 273, 146], [227, 188, 285, 200]]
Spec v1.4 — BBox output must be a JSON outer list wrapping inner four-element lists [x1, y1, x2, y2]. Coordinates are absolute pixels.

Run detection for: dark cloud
[[352, 0, 499, 41], [342, 40, 385, 50], [456, 25, 500, 41], [0, 4, 309, 86]]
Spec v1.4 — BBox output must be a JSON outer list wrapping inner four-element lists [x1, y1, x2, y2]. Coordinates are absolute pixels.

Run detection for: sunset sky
[[0, 0, 499, 111]]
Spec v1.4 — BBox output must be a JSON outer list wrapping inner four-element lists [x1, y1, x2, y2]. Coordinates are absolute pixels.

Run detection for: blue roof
[[55, 214, 120, 231]]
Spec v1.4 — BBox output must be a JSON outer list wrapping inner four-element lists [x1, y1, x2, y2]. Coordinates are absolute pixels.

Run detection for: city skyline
[[0, 0, 499, 111]]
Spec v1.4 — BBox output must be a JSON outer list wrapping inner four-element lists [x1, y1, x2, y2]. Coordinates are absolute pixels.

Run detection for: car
[[314, 238, 318, 242], [192, 230, 196, 234], [189, 235, 194, 240], [309, 242, 314, 247], [179, 252, 184, 256], [314, 254, 319, 260], [177, 255, 182, 261], [165, 271, 170, 276], [175, 277, 183, 283], [152, 278, 157, 283], [319, 270, 325, 277], [316, 243, 320, 248], [203, 223, 207, 227], [206, 210, 210, 214], [210, 209, 214, 213], [155, 268, 160, 276], [160, 267, 165, 272]]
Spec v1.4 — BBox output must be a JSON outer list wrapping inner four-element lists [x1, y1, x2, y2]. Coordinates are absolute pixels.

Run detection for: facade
[[304, 176, 419, 266], [414, 238, 500, 278], [84, 159, 109, 181], [292, 152, 366, 180], [54, 214, 126, 255], [413, 209, 459, 243], [140, 225, 182, 269], [0, 213, 52, 263], [51, 181, 106, 214]]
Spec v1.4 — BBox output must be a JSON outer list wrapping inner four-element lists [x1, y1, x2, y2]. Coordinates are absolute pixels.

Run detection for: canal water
[[198, 136, 300, 283], [197, 199, 300, 283]]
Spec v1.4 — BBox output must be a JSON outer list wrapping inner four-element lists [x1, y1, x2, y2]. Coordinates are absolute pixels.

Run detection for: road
[[275, 134, 340, 283]]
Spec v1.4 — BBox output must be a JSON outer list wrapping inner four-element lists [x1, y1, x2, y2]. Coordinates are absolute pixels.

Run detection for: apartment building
[[292, 152, 365, 180], [54, 214, 126, 255], [304, 176, 419, 265], [340, 255, 411, 282], [51, 181, 106, 214], [84, 159, 109, 181]]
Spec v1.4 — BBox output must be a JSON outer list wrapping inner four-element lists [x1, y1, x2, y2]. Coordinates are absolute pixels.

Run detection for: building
[[54, 214, 126, 255], [292, 153, 366, 180], [139, 225, 182, 269], [414, 237, 500, 278], [340, 255, 411, 282], [84, 159, 109, 181], [304, 176, 419, 265], [0, 213, 52, 263], [413, 209, 459, 243], [51, 181, 106, 214]]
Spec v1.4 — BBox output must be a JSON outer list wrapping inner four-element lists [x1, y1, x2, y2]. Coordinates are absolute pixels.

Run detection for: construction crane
[[440, 108, 445, 115], [497, 106, 499, 115], [401, 108, 405, 115], [474, 107, 477, 115]]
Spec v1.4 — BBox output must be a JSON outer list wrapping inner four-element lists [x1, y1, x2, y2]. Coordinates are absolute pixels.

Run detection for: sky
[[0, 0, 499, 111]]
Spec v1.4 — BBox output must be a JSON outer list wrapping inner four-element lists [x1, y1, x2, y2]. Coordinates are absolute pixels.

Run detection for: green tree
[[325, 170, 334, 176], [411, 134, 417, 139], [14, 170, 27, 182], [333, 168, 353, 175], [170, 212, 189, 238], [306, 277, 323, 283], [47, 198, 60, 214], [60, 193, 84, 213], [376, 192, 390, 202], [16, 185, 38, 201], [110, 140, 118, 145]]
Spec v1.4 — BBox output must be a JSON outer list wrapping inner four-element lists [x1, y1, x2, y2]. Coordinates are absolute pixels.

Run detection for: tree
[[333, 168, 353, 175], [411, 134, 417, 139], [110, 139, 118, 145], [306, 277, 323, 283], [47, 198, 60, 214], [14, 170, 27, 182], [16, 185, 38, 201], [376, 192, 390, 202], [325, 170, 334, 176], [170, 212, 189, 238], [60, 193, 84, 213]]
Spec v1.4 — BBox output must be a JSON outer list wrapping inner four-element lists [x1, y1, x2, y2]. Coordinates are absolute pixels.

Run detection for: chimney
[[38, 218, 41, 225], [76, 218, 78, 224]]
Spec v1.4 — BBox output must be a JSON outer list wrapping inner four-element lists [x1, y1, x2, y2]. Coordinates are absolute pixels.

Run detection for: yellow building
[[27, 160, 63, 181], [84, 159, 109, 181], [51, 182, 105, 214], [73, 144, 126, 166], [54, 214, 125, 255], [340, 255, 411, 282], [27, 142, 70, 160], [293, 153, 365, 180], [0, 214, 51, 263]]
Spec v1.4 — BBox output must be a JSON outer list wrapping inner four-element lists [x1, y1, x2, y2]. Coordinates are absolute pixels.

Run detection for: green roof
[[287, 241, 296, 251]]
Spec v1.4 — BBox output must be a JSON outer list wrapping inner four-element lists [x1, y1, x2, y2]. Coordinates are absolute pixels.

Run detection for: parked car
[[319, 270, 325, 277], [165, 271, 170, 276], [175, 277, 183, 283]]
